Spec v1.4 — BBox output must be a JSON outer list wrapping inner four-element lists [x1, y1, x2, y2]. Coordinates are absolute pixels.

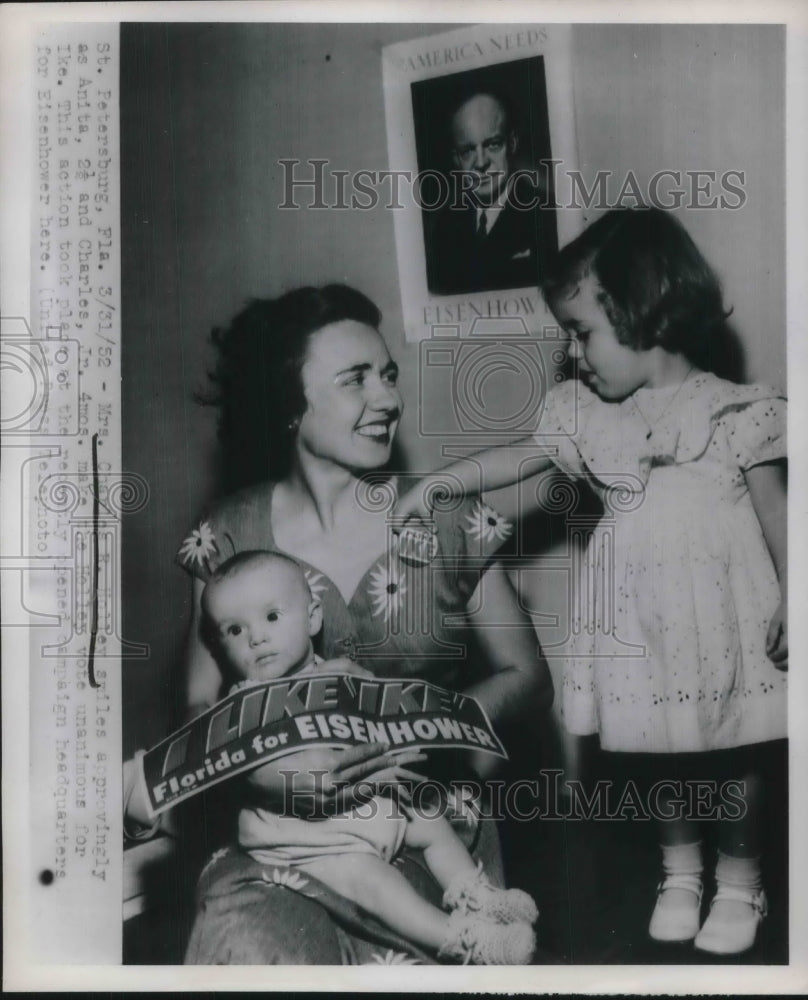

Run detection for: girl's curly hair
[[198, 284, 382, 492], [542, 208, 733, 372]]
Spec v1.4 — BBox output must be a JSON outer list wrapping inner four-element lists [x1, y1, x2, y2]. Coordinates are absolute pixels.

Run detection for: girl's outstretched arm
[[745, 460, 788, 668], [394, 436, 553, 524]]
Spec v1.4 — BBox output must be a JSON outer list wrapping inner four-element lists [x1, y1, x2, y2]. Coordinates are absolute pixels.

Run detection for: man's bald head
[[450, 93, 517, 205]]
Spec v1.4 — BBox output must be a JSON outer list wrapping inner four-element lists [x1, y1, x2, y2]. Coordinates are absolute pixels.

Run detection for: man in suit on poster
[[427, 91, 555, 296]]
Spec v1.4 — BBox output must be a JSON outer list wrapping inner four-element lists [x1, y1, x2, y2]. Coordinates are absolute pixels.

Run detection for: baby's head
[[201, 551, 322, 683], [543, 207, 730, 373]]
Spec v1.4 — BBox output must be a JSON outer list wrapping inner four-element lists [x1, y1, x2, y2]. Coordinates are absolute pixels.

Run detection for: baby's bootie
[[443, 863, 538, 925], [648, 841, 703, 943], [694, 851, 767, 955], [437, 911, 535, 965]]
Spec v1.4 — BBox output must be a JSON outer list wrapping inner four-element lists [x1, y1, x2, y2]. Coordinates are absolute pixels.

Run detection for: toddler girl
[[199, 549, 539, 964], [396, 207, 787, 955]]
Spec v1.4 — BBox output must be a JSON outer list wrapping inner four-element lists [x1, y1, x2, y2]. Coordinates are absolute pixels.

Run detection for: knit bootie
[[648, 841, 704, 943], [443, 864, 539, 925], [694, 851, 767, 955], [437, 910, 536, 965]]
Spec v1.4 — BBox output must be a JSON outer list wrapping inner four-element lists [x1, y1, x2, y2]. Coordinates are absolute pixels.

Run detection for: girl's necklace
[[631, 365, 696, 440]]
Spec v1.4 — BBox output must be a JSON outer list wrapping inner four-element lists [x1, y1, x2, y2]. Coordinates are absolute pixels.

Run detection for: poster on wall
[[382, 24, 581, 342]]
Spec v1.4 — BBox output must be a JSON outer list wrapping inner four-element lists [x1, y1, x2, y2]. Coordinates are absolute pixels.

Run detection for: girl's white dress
[[534, 372, 786, 753]]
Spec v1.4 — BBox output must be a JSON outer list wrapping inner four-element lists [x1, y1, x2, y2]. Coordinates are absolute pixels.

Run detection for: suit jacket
[[426, 176, 557, 296]]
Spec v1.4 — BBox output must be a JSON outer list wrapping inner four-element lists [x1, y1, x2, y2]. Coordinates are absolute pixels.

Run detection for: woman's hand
[[766, 596, 788, 670], [315, 657, 375, 679], [335, 747, 429, 809], [247, 742, 428, 817], [184, 577, 226, 719]]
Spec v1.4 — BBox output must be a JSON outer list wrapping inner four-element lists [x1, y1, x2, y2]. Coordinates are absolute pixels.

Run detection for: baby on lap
[[199, 550, 538, 964]]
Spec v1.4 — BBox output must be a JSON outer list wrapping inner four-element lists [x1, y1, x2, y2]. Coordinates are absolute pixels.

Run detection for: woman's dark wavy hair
[[198, 284, 382, 492], [542, 208, 732, 370]]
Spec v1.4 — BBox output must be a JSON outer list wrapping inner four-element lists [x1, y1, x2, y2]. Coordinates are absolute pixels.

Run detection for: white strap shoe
[[694, 885, 767, 955], [648, 873, 703, 943]]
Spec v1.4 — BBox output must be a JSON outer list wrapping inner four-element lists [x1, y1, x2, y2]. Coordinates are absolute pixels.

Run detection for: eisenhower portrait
[[411, 57, 558, 297]]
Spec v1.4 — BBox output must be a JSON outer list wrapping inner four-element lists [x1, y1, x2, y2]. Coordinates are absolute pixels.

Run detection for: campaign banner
[[142, 674, 506, 815]]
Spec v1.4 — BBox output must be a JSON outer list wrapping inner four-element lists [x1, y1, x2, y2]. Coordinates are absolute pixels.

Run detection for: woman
[[176, 284, 551, 964]]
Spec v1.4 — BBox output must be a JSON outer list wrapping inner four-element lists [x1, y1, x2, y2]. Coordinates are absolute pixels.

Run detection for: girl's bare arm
[[745, 460, 787, 667]]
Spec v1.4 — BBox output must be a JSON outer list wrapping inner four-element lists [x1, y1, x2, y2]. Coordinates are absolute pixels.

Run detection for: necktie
[[477, 210, 488, 238]]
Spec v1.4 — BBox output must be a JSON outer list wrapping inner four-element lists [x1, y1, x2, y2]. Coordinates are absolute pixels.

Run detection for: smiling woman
[[172, 284, 552, 965], [295, 319, 402, 473], [196, 285, 393, 493]]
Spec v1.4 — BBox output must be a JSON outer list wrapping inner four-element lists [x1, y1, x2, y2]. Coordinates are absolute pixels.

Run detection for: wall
[[121, 22, 784, 755], [571, 24, 784, 386]]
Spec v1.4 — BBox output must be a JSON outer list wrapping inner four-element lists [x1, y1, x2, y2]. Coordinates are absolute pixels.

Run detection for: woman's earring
[[287, 417, 300, 433]]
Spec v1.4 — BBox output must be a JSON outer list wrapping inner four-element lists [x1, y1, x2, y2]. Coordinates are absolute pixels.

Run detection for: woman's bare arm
[[461, 560, 553, 777], [184, 577, 225, 719]]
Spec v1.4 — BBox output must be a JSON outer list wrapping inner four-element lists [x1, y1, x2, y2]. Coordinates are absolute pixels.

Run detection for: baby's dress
[[534, 372, 786, 753]]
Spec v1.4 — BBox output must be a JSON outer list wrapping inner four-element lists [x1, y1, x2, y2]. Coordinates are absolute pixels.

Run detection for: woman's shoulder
[[205, 480, 277, 522], [176, 481, 278, 579]]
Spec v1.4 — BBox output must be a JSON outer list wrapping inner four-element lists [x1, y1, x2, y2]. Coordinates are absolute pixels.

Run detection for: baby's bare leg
[[404, 811, 478, 890], [302, 853, 451, 951], [405, 811, 539, 927]]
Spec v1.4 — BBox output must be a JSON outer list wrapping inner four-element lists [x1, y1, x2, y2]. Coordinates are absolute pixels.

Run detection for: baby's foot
[[443, 865, 538, 924], [438, 912, 535, 965]]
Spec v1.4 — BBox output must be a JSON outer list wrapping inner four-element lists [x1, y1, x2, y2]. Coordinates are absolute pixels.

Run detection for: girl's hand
[[766, 598, 788, 670], [391, 482, 435, 532]]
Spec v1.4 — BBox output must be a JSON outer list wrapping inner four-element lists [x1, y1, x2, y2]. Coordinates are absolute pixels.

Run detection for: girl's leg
[[716, 767, 763, 857], [695, 767, 767, 954], [648, 787, 704, 942]]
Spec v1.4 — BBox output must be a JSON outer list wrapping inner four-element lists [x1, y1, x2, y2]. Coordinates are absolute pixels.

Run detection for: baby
[[199, 550, 538, 964]]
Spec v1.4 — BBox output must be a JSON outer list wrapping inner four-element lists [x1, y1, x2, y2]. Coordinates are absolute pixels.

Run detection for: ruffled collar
[[569, 372, 784, 489]]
